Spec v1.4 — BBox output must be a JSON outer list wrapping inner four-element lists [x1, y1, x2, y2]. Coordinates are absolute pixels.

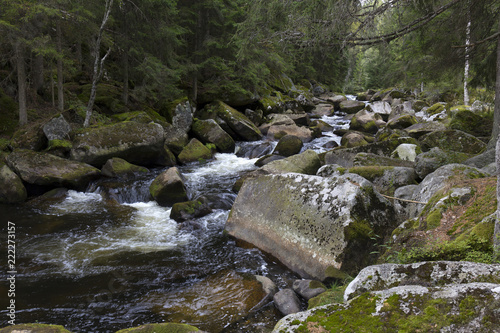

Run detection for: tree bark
[[57, 21, 64, 112], [15, 41, 28, 126], [494, 17, 500, 261], [84, 0, 114, 128], [33, 53, 44, 95], [122, 50, 129, 105], [463, 4, 471, 106]]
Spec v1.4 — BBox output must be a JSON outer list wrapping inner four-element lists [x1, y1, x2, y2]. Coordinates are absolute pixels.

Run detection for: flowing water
[[0, 110, 348, 332]]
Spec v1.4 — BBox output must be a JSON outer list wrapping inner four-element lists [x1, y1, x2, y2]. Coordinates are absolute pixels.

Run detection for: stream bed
[[0, 111, 348, 332]]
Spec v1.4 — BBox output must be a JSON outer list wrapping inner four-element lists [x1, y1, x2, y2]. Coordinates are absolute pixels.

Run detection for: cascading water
[[0, 110, 349, 332]]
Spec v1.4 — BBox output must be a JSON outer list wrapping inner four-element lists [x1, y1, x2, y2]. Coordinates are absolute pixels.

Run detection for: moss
[[348, 166, 393, 181], [48, 139, 73, 150], [344, 219, 373, 242], [427, 103, 445, 115], [426, 209, 443, 230], [178, 139, 213, 164], [114, 323, 200, 333], [0, 323, 72, 332]]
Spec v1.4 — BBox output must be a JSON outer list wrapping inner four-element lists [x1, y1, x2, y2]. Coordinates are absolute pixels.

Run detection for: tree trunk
[[122, 50, 129, 105], [463, 5, 471, 105], [494, 19, 500, 261], [33, 53, 44, 95], [84, 0, 114, 128], [16, 42, 28, 126], [57, 21, 64, 112]]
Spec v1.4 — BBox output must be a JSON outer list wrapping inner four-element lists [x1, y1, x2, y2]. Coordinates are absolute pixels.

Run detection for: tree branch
[[452, 31, 500, 49]]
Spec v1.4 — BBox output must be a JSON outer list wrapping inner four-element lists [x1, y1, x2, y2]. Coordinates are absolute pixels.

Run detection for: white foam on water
[[27, 196, 194, 274], [48, 190, 104, 215]]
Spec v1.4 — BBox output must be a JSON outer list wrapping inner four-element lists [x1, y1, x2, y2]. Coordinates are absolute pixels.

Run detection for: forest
[[0, 0, 499, 130]]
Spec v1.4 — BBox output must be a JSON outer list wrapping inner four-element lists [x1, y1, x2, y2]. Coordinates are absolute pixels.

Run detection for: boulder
[[415, 147, 472, 179], [465, 149, 496, 169], [395, 163, 490, 218], [191, 119, 235, 153], [101, 157, 149, 178], [255, 154, 286, 167], [145, 270, 267, 332], [353, 152, 415, 168], [448, 109, 492, 138], [391, 143, 421, 162], [70, 122, 166, 167], [0, 165, 27, 203], [226, 172, 398, 279], [405, 121, 447, 139], [348, 166, 417, 195], [325, 95, 347, 110], [273, 289, 302, 316], [366, 101, 392, 120], [344, 261, 500, 301], [335, 137, 419, 159], [170, 197, 212, 222], [149, 167, 189, 206], [260, 149, 321, 175], [6, 149, 100, 190], [267, 124, 313, 142], [274, 281, 500, 333], [206, 101, 262, 141], [311, 103, 334, 116], [245, 108, 264, 126], [177, 138, 213, 164], [10, 122, 47, 151], [387, 114, 418, 129], [164, 101, 194, 154], [340, 132, 369, 148], [339, 100, 365, 114], [42, 114, 71, 140], [420, 129, 486, 154], [273, 135, 303, 157], [114, 323, 204, 333], [0, 324, 72, 333], [293, 279, 327, 300], [349, 109, 386, 134]]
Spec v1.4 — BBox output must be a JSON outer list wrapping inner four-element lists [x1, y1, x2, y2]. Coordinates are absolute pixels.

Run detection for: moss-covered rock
[[339, 100, 365, 114], [349, 109, 386, 134], [261, 149, 321, 175], [71, 121, 165, 167], [420, 129, 486, 154], [177, 138, 213, 164], [348, 166, 417, 196], [0, 165, 27, 203], [205, 101, 262, 141], [427, 102, 446, 115], [149, 167, 189, 206], [353, 152, 415, 168], [191, 119, 235, 153], [164, 101, 194, 155], [405, 121, 447, 139], [275, 281, 500, 333], [0, 323, 72, 332], [387, 114, 418, 129], [101, 157, 149, 177], [448, 108, 493, 138], [114, 323, 202, 333], [391, 143, 422, 162], [6, 149, 100, 190], [340, 132, 369, 148], [415, 147, 473, 179], [273, 135, 303, 157], [170, 197, 212, 222], [10, 121, 47, 151]]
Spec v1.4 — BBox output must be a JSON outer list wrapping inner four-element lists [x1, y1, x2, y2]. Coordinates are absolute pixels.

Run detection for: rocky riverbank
[[1, 79, 499, 332]]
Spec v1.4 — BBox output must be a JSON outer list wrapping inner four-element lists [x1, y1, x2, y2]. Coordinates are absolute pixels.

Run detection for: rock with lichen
[[226, 172, 398, 280]]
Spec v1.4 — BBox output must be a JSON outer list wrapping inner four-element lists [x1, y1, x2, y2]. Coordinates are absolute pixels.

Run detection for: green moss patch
[[114, 323, 200, 333], [0, 323, 72, 332]]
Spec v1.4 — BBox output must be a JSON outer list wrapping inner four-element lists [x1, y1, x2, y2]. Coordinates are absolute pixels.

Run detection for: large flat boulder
[[6, 150, 100, 190], [70, 121, 166, 167], [226, 172, 398, 279]]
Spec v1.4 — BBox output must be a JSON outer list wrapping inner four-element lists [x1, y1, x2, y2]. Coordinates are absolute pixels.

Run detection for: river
[[0, 110, 348, 332]]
